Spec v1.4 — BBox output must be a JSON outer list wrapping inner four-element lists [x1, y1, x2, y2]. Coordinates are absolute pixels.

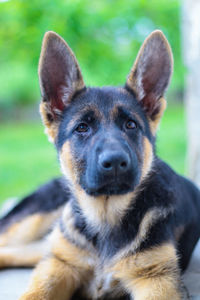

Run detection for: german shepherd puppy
[[0, 30, 200, 300]]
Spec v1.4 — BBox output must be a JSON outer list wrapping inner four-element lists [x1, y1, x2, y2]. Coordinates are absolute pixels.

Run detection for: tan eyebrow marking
[[66, 105, 102, 132], [110, 105, 145, 129]]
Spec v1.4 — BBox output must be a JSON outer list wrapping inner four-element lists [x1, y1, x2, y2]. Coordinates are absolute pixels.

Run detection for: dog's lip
[[87, 180, 129, 191], [85, 181, 134, 196]]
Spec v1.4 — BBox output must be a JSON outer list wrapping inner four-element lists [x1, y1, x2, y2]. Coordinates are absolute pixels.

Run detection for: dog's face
[[57, 87, 153, 196], [39, 31, 172, 197]]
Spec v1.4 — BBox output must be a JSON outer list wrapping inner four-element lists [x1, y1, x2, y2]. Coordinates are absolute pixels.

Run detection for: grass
[[0, 122, 60, 205], [0, 104, 187, 205], [156, 104, 187, 175]]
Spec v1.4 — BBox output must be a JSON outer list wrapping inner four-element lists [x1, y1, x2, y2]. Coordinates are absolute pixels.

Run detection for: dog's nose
[[99, 151, 130, 176]]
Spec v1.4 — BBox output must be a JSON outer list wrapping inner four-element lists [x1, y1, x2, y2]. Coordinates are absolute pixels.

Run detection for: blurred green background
[[0, 0, 186, 204]]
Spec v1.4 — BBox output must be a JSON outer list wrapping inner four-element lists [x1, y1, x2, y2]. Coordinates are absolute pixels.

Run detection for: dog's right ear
[[39, 31, 85, 142], [125, 30, 173, 134]]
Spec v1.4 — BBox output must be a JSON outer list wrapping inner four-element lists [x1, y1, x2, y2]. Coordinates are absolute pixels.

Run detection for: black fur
[[1, 31, 200, 300], [57, 87, 154, 196], [0, 178, 69, 233], [61, 158, 200, 271]]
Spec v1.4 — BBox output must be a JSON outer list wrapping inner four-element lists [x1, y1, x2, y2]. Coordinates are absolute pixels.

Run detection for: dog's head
[[39, 31, 173, 197]]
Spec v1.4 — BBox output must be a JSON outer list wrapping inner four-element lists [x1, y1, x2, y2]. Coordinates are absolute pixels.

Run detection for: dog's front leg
[[19, 255, 85, 300], [19, 228, 93, 300], [112, 243, 182, 300]]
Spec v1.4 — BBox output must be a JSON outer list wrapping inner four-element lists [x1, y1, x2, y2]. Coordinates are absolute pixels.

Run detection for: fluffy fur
[[0, 30, 200, 300]]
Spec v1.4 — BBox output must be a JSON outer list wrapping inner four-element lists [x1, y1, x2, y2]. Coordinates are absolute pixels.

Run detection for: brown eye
[[76, 123, 89, 133], [126, 120, 137, 129]]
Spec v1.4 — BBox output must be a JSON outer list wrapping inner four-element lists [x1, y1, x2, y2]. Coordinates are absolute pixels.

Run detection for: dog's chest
[[83, 262, 124, 299]]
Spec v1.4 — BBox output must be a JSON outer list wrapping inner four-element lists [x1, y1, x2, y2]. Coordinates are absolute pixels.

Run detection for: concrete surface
[[0, 240, 200, 299], [0, 268, 31, 299], [183, 238, 200, 299]]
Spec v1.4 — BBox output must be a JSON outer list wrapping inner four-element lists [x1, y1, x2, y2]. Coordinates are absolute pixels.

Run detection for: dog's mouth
[[83, 181, 135, 196], [80, 161, 140, 196]]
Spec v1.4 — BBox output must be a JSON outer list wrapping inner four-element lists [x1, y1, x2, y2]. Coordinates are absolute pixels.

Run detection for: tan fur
[[20, 257, 83, 300], [60, 141, 77, 189], [111, 207, 173, 263], [0, 240, 48, 268], [50, 227, 95, 270], [134, 208, 169, 250], [76, 188, 135, 227], [20, 228, 93, 300], [141, 136, 153, 179], [117, 87, 131, 95], [61, 203, 96, 252], [111, 104, 145, 129], [85, 265, 124, 299], [111, 243, 181, 300], [60, 141, 136, 227], [39, 102, 60, 143], [0, 210, 61, 247], [149, 97, 167, 135], [18, 31, 179, 300], [110, 104, 120, 120]]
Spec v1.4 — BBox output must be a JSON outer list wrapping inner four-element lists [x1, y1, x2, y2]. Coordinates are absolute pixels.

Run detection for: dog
[[0, 30, 200, 300]]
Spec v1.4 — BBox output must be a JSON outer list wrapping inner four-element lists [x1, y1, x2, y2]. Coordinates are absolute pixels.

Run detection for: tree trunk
[[182, 0, 200, 187]]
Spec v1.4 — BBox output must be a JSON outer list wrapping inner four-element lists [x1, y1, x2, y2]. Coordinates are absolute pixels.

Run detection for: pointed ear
[[126, 30, 173, 123], [38, 31, 85, 142]]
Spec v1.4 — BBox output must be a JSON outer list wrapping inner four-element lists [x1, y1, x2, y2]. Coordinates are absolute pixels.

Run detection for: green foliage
[[0, 0, 182, 111], [0, 104, 186, 204], [0, 122, 59, 203], [0, 1, 186, 206]]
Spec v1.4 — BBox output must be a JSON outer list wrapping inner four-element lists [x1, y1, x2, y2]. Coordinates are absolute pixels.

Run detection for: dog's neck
[[61, 156, 155, 230], [74, 187, 136, 228]]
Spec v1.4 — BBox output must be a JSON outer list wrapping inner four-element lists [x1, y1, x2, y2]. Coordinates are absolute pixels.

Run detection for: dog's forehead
[[70, 86, 142, 118]]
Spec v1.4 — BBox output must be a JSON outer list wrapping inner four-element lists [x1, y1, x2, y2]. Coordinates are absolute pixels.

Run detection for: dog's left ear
[[39, 31, 85, 142], [126, 30, 173, 129]]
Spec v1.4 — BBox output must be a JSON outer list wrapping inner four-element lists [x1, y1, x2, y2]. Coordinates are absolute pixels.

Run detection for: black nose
[[99, 150, 130, 176]]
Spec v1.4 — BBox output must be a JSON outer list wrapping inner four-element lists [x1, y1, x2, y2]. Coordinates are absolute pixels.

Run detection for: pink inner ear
[[51, 97, 65, 114], [141, 93, 161, 119], [140, 65, 162, 118], [40, 52, 72, 116], [39, 32, 85, 120], [126, 31, 172, 120], [139, 47, 171, 118], [142, 55, 164, 96]]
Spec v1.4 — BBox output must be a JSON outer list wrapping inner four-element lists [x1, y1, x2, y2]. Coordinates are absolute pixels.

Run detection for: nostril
[[99, 151, 130, 173], [120, 161, 127, 168], [103, 161, 112, 169]]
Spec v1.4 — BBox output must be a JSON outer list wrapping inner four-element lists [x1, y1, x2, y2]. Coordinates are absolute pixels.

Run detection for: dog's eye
[[126, 120, 137, 130], [76, 123, 89, 133]]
